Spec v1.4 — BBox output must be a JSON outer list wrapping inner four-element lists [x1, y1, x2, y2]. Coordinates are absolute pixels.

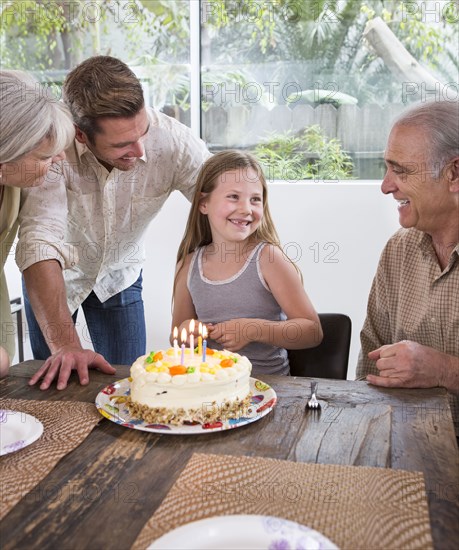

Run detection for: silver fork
[[306, 380, 321, 410]]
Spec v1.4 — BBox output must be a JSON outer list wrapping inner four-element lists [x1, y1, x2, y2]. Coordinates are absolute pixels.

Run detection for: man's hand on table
[[28, 346, 116, 390], [365, 340, 453, 389]]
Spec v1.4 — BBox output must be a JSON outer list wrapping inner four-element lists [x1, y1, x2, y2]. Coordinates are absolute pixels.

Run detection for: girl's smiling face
[[199, 167, 264, 245]]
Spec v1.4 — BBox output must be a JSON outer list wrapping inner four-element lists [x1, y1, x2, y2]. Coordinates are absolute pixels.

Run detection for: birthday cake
[[127, 347, 253, 425]]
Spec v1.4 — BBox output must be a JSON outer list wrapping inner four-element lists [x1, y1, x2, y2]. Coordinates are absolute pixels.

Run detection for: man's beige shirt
[[16, 108, 210, 313], [357, 227, 459, 435]]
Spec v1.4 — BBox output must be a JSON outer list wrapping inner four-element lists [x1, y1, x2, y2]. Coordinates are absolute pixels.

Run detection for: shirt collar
[[75, 139, 89, 161], [418, 230, 459, 271], [418, 231, 433, 255]]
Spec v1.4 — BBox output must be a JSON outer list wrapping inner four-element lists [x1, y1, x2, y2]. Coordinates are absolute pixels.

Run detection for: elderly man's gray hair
[[394, 100, 459, 178]]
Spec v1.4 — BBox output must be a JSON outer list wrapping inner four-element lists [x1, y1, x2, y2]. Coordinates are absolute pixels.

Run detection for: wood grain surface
[[1, 361, 458, 550]]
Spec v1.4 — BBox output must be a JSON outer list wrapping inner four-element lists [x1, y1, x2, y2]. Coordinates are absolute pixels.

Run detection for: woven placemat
[[0, 398, 101, 520], [133, 452, 433, 550]]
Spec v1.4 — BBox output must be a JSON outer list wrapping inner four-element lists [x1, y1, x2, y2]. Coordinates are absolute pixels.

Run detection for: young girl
[[172, 150, 322, 376]]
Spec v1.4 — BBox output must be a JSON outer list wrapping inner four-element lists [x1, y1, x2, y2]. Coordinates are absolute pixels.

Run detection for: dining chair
[[10, 297, 24, 363], [288, 313, 352, 380]]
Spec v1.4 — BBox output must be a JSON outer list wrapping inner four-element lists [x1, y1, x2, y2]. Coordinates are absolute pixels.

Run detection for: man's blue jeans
[[22, 272, 146, 365]]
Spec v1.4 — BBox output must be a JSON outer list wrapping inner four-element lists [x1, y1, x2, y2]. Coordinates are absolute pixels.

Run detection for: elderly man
[[16, 56, 210, 390], [356, 100, 459, 435]]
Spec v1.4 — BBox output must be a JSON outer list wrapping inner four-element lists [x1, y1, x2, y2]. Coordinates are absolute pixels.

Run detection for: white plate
[[95, 377, 276, 434], [148, 515, 339, 549], [0, 410, 44, 456]]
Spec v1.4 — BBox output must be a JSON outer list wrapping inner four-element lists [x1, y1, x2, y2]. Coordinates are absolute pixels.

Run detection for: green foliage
[[204, 0, 339, 59], [253, 126, 354, 181], [0, 0, 189, 71], [203, 0, 452, 105], [136, 0, 189, 62], [0, 0, 67, 70], [365, 2, 444, 68], [2, 0, 451, 108], [204, 0, 277, 55]]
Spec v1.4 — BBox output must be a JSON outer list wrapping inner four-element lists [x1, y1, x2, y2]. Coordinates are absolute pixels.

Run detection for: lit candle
[[173, 326, 179, 362], [181, 328, 187, 366], [198, 322, 203, 356], [202, 325, 208, 363], [189, 319, 195, 354]]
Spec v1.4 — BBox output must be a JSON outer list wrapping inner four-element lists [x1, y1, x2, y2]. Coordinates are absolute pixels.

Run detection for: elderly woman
[[0, 70, 75, 376]]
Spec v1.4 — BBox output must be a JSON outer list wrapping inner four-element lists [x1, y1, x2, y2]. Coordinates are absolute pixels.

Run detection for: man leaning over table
[[356, 100, 459, 436], [15, 55, 210, 391]]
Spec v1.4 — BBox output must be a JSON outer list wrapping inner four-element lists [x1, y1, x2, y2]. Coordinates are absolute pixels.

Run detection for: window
[[0, 1, 192, 120], [1, 0, 457, 179], [200, 0, 459, 179]]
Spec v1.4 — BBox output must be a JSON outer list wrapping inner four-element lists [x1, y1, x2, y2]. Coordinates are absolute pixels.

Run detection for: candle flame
[[202, 325, 208, 339], [189, 319, 195, 333], [181, 328, 187, 343], [198, 321, 202, 335], [173, 326, 178, 339]]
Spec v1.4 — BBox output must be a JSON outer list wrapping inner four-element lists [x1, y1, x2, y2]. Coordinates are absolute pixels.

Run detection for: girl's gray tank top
[[187, 242, 289, 376]]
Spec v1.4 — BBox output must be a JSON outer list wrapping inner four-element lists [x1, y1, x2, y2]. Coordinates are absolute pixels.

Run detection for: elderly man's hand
[[28, 346, 116, 390], [365, 340, 447, 389]]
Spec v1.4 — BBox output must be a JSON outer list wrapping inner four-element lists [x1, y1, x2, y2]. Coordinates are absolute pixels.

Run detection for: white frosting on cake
[[129, 348, 252, 413]]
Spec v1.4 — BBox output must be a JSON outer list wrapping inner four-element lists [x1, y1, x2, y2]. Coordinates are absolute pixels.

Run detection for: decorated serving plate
[[95, 377, 276, 434]]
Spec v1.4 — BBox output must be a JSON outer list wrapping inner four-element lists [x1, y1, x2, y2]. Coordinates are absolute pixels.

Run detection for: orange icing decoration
[[220, 359, 234, 368], [169, 365, 187, 376], [206, 348, 215, 356], [153, 351, 163, 362]]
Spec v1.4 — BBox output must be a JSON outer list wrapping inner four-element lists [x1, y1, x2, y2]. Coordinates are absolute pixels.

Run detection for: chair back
[[288, 313, 352, 379]]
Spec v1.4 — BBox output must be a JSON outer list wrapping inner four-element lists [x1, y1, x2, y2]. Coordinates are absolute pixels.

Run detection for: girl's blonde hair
[[174, 150, 301, 296]]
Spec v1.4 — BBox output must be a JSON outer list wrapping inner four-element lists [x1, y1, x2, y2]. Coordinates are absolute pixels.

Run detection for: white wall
[[5, 181, 400, 379]]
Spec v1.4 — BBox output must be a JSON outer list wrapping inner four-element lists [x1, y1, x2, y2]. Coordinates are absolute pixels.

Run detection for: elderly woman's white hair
[[0, 70, 74, 163]]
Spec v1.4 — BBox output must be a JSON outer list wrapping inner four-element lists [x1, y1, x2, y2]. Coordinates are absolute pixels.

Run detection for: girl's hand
[[207, 319, 256, 351], [171, 320, 201, 346]]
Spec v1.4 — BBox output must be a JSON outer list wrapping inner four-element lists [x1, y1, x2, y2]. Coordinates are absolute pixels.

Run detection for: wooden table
[[1, 361, 458, 549]]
